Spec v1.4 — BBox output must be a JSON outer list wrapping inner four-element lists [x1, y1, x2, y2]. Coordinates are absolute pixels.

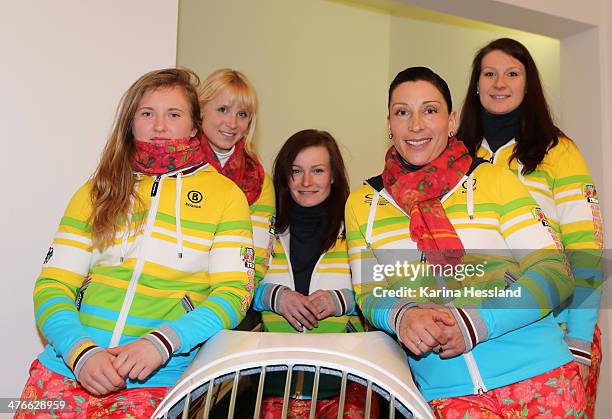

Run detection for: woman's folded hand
[[277, 289, 319, 331]]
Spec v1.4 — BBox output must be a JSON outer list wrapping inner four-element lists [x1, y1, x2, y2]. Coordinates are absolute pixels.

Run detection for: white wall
[[0, 0, 179, 401]]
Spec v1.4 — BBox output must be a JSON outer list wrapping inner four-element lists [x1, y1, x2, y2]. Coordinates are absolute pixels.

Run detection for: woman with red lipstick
[[199, 69, 275, 330], [458, 38, 603, 418], [253, 129, 372, 418], [346, 66, 586, 418], [16, 68, 253, 418]]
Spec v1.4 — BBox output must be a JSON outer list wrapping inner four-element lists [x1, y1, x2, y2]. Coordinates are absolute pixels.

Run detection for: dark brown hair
[[273, 129, 350, 253], [389, 66, 452, 113], [457, 38, 563, 174]]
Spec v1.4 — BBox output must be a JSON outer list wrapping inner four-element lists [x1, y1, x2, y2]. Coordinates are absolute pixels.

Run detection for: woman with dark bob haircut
[[253, 129, 375, 417], [458, 37, 603, 418], [346, 66, 586, 417]]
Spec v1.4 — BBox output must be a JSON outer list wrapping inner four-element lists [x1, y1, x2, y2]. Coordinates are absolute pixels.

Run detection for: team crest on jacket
[[461, 178, 477, 192], [583, 184, 599, 204], [43, 247, 53, 264], [364, 193, 388, 205], [186, 190, 203, 208], [531, 207, 549, 227]]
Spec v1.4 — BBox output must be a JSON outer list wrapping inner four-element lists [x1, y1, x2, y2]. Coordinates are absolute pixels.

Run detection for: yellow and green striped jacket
[[35, 164, 253, 388], [346, 162, 574, 400], [478, 136, 603, 365], [253, 229, 363, 334]]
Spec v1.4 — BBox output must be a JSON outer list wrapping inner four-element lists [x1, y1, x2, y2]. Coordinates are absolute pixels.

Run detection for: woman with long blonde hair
[[16, 68, 253, 417]]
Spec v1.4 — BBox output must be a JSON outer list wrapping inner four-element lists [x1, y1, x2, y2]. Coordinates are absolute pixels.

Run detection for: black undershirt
[[289, 199, 327, 296], [482, 107, 522, 153], [398, 153, 424, 172]]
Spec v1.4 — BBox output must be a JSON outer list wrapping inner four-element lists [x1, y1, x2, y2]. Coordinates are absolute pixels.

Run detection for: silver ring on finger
[[415, 338, 424, 347]]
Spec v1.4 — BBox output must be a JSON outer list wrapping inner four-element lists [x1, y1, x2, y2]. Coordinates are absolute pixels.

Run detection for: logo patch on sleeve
[[583, 184, 599, 204], [531, 207, 550, 227], [241, 246, 255, 270]]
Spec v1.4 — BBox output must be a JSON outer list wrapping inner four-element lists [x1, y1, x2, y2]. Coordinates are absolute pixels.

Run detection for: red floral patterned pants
[[583, 324, 602, 419], [260, 382, 379, 418], [15, 359, 168, 418], [429, 362, 586, 419]]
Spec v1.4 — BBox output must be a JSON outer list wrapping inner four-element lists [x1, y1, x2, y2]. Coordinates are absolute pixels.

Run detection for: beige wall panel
[[389, 12, 560, 123], [178, 0, 391, 188]]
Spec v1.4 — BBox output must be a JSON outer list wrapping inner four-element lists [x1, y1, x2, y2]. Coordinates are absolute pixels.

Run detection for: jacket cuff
[[66, 338, 105, 380], [448, 307, 488, 352], [328, 289, 355, 316], [565, 336, 592, 366], [142, 324, 181, 363], [262, 284, 290, 313], [389, 299, 419, 338]]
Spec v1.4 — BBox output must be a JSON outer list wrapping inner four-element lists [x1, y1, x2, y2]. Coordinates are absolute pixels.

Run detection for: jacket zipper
[[307, 254, 325, 295], [464, 352, 487, 394], [151, 176, 160, 197], [484, 139, 515, 165], [431, 272, 488, 395], [109, 175, 162, 347], [75, 277, 92, 310], [277, 232, 324, 295], [484, 141, 496, 163]]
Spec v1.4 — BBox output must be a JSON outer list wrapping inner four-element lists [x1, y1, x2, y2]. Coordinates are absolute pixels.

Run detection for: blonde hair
[[199, 68, 259, 155], [90, 68, 202, 250]]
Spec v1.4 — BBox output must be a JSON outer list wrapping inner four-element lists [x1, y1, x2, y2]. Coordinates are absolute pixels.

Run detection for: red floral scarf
[[132, 136, 205, 176], [200, 136, 264, 205], [382, 137, 471, 265]]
